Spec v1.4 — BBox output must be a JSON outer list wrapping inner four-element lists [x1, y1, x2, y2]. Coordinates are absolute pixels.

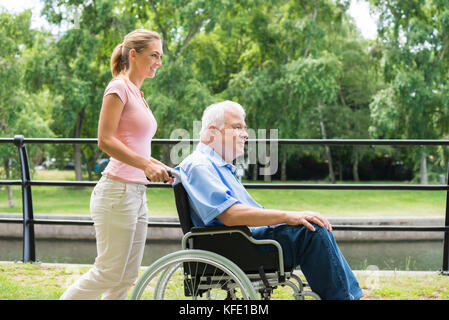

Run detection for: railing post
[[442, 162, 449, 275], [13, 135, 38, 263]]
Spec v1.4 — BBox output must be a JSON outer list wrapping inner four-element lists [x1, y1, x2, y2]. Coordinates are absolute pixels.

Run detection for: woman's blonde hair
[[110, 29, 161, 77]]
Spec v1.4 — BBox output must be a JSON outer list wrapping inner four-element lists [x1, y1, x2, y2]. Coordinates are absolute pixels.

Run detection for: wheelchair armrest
[[190, 225, 252, 237]]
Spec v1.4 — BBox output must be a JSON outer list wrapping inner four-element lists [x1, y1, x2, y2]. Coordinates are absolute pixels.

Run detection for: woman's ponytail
[[110, 43, 125, 78]]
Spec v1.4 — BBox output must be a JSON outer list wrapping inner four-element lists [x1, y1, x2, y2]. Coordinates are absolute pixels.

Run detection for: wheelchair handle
[[167, 169, 181, 181], [146, 169, 181, 183]]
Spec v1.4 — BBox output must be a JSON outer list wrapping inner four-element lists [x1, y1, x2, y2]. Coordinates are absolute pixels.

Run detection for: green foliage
[[367, 0, 449, 182], [0, 9, 55, 181], [2, 0, 449, 182]]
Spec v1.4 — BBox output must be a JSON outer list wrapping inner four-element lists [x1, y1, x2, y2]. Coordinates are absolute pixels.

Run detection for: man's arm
[[217, 204, 332, 232]]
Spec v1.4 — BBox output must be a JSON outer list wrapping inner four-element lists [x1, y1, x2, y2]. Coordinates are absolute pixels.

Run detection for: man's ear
[[202, 125, 215, 144], [204, 125, 222, 144], [208, 124, 219, 134]]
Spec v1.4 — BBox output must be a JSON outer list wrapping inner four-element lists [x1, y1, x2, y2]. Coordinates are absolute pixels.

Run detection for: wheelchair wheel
[[287, 273, 321, 300], [131, 249, 258, 300]]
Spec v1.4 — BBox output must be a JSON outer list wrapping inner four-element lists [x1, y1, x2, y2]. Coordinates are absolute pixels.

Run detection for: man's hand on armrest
[[217, 204, 332, 232]]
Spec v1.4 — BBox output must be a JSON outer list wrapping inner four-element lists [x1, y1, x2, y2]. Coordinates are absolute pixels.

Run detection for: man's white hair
[[199, 100, 246, 139]]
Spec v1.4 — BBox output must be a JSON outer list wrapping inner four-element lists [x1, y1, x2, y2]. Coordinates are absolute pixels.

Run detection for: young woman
[[60, 29, 172, 300]]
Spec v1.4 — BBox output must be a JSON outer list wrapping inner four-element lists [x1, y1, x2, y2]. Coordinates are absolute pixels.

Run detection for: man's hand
[[285, 211, 332, 232]]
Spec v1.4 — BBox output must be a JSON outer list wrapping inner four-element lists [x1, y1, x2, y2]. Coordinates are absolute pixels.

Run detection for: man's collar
[[196, 142, 236, 173]]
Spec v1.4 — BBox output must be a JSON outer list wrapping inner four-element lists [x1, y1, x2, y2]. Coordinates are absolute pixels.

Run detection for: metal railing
[[0, 135, 448, 274]]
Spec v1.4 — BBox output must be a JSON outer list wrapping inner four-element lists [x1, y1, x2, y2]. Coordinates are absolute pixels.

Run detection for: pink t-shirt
[[102, 78, 158, 185]]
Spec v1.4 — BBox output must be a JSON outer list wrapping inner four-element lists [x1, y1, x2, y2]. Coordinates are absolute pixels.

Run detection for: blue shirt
[[174, 142, 263, 229]]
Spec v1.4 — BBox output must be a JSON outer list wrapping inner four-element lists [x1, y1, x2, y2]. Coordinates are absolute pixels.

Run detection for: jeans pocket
[[91, 179, 127, 213]]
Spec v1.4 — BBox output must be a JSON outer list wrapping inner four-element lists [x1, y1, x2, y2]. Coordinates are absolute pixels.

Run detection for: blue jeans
[[251, 223, 363, 300]]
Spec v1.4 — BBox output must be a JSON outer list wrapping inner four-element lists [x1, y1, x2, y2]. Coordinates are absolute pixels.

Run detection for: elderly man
[[175, 100, 363, 300]]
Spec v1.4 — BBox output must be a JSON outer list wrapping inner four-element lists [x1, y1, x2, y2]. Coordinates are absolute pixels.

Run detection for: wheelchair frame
[[130, 170, 321, 300]]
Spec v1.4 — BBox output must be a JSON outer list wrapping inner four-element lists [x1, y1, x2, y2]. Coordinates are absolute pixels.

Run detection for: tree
[[369, 0, 449, 184], [125, 0, 236, 165], [224, 0, 355, 182], [5, 0, 429, 186], [285, 53, 342, 183], [38, 0, 136, 180], [0, 9, 54, 206]]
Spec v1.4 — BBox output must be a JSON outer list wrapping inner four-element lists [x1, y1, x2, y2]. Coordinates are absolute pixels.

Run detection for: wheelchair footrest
[[258, 266, 274, 300]]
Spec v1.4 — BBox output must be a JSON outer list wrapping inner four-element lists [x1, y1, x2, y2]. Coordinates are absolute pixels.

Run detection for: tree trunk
[[74, 144, 82, 180], [317, 101, 336, 183], [353, 150, 360, 182], [263, 170, 272, 182], [252, 163, 258, 181], [74, 109, 85, 181], [281, 149, 287, 181], [420, 149, 428, 185], [337, 161, 343, 182], [7, 185, 13, 208], [80, 147, 94, 181]]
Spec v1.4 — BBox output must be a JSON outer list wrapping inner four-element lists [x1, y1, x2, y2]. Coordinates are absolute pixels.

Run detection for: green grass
[[0, 262, 75, 300], [1, 262, 449, 300], [0, 170, 446, 217], [248, 188, 446, 217], [356, 272, 449, 300]]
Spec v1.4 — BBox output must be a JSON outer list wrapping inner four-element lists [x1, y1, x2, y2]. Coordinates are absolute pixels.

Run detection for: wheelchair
[[130, 171, 321, 300]]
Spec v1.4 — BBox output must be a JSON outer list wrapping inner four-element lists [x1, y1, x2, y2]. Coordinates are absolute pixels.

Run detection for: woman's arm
[[97, 93, 170, 182]]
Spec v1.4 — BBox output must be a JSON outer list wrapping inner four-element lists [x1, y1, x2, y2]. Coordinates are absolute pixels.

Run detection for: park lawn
[[0, 170, 446, 217], [248, 188, 446, 217], [0, 262, 449, 300], [0, 185, 178, 216]]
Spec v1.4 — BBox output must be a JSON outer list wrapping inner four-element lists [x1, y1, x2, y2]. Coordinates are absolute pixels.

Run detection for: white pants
[[60, 175, 148, 300]]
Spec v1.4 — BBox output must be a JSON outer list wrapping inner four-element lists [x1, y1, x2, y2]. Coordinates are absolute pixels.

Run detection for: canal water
[[0, 238, 445, 271]]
